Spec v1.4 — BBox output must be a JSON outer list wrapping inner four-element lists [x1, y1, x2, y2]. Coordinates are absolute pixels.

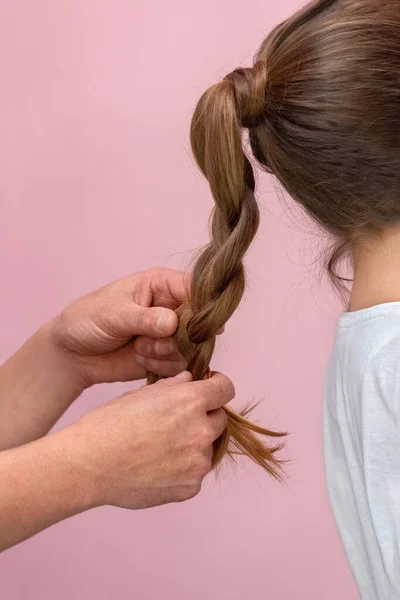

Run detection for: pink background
[[0, 1, 359, 598]]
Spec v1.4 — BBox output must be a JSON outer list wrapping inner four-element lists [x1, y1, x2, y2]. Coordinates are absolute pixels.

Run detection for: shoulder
[[335, 303, 400, 366]]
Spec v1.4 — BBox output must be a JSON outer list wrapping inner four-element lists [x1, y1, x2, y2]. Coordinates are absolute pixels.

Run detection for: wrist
[[0, 323, 87, 450], [46, 427, 103, 512], [43, 320, 88, 393]]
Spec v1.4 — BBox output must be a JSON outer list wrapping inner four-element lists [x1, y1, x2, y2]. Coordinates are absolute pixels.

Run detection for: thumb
[[155, 371, 193, 387], [129, 306, 178, 338]]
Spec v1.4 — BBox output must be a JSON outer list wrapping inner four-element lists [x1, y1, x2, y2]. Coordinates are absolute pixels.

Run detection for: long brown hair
[[152, 0, 400, 476]]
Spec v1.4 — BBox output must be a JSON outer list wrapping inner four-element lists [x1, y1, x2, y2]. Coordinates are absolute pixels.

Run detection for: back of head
[[163, 0, 400, 476], [253, 0, 400, 242]]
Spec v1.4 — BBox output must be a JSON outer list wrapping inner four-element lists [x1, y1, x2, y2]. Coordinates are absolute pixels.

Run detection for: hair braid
[[149, 62, 285, 477]]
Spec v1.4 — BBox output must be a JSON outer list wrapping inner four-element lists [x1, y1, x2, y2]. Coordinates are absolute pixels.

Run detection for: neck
[[349, 224, 400, 312]]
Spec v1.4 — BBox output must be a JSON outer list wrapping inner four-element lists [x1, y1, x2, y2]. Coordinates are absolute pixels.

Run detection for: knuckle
[[197, 455, 212, 477], [197, 423, 214, 446], [226, 379, 236, 400], [188, 448, 213, 476], [216, 375, 235, 401], [145, 267, 165, 290], [187, 482, 203, 500], [175, 482, 202, 503], [145, 266, 162, 278], [216, 407, 229, 431], [185, 390, 204, 413]]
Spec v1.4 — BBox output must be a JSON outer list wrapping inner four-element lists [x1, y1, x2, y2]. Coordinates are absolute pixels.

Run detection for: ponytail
[[150, 62, 285, 477]]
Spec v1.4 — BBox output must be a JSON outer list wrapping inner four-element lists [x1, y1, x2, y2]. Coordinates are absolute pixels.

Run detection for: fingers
[[153, 371, 234, 411], [149, 268, 191, 308], [137, 356, 187, 378], [134, 336, 181, 361], [134, 336, 187, 377], [193, 372, 235, 412], [127, 306, 178, 338], [207, 408, 228, 441], [134, 325, 225, 364], [154, 371, 193, 386]]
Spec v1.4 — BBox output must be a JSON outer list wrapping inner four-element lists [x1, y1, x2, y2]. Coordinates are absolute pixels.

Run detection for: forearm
[[0, 429, 96, 552], [0, 323, 85, 450]]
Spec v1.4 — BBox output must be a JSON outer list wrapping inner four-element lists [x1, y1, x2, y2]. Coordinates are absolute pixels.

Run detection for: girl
[[176, 0, 400, 597]]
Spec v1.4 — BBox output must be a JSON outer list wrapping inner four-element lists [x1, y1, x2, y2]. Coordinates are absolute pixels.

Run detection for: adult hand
[[0, 371, 234, 550], [63, 371, 234, 509], [0, 266, 225, 451], [51, 268, 190, 386]]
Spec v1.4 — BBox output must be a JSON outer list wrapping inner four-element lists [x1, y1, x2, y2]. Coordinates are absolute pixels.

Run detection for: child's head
[[191, 0, 400, 281]]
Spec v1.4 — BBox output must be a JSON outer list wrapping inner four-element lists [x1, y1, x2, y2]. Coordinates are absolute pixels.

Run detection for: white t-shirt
[[324, 303, 400, 599]]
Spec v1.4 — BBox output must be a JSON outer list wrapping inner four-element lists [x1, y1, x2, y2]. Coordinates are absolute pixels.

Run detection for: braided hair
[[150, 60, 285, 477]]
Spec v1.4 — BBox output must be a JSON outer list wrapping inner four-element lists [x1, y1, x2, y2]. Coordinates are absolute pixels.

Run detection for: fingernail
[[136, 341, 151, 356], [135, 354, 146, 366], [156, 309, 170, 333], [176, 370, 192, 379], [155, 340, 175, 356]]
